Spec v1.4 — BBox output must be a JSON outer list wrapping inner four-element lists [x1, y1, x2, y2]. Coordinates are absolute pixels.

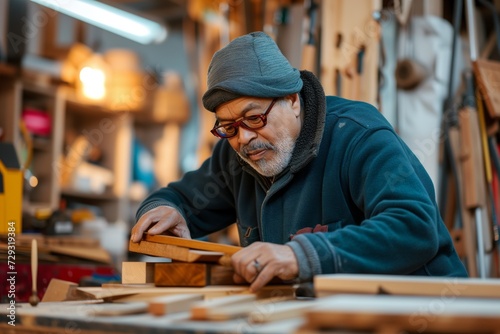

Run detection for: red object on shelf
[[0, 263, 118, 303], [22, 108, 52, 137]]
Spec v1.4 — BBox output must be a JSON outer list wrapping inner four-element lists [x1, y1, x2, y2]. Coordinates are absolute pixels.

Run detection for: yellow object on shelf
[[0, 142, 23, 234]]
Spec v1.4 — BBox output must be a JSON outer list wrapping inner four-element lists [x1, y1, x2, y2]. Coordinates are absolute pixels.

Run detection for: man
[[131, 31, 468, 292]]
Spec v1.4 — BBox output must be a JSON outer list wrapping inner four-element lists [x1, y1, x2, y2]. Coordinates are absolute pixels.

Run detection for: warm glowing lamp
[[77, 54, 109, 101]]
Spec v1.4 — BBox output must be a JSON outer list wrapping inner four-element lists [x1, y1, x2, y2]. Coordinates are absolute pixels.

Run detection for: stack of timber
[[293, 274, 500, 333], [10, 273, 499, 333], [127, 234, 243, 287]]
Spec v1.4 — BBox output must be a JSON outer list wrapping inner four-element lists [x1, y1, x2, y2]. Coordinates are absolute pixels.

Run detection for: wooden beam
[[128, 239, 232, 266], [154, 263, 235, 287], [314, 274, 500, 298], [143, 234, 242, 255], [298, 294, 500, 333]]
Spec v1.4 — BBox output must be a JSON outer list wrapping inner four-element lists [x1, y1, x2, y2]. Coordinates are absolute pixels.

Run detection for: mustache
[[240, 141, 274, 157]]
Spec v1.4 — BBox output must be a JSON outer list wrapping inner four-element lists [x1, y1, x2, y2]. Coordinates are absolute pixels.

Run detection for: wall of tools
[[196, 0, 500, 278]]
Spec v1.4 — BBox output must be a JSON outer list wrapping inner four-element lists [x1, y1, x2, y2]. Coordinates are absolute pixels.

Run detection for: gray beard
[[237, 127, 296, 177]]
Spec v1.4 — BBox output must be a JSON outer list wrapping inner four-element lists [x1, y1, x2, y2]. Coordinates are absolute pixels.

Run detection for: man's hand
[[231, 242, 299, 292], [130, 206, 191, 242]]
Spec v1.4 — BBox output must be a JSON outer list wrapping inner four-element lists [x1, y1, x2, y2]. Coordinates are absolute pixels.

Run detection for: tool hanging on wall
[[441, 0, 498, 278], [394, 4, 428, 90]]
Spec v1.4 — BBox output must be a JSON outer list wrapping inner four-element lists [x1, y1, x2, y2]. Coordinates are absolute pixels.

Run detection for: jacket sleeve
[[135, 140, 238, 238], [288, 127, 441, 279]]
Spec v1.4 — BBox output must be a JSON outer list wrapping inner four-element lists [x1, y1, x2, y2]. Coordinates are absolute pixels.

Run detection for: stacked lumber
[[295, 274, 500, 333], [296, 294, 500, 333], [127, 234, 242, 287], [37, 273, 500, 332]]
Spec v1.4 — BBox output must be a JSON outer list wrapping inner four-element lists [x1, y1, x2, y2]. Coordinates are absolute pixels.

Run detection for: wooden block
[[314, 274, 500, 298], [190, 294, 257, 320], [154, 263, 235, 287], [121, 262, 156, 284], [148, 293, 203, 316], [129, 239, 232, 265], [144, 234, 241, 255]]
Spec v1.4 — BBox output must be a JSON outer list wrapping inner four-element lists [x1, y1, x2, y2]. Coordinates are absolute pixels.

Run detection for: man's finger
[[249, 266, 273, 292], [131, 218, 153, 242]]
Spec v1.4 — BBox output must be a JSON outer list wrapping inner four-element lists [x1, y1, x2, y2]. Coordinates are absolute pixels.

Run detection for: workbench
[[0, 300, 304, 334], [2, 290, 500, 334]]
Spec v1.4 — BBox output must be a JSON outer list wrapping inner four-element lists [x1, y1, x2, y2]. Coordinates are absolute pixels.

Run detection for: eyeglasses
[[211, 99, 278, 139]]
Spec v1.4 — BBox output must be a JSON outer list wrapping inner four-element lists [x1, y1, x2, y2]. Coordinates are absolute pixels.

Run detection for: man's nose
[[237, 126, 257, 144]]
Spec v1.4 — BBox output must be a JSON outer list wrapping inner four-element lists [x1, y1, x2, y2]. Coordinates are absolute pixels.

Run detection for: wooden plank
[[299, 294, 500, 333], [148, 294, 203, 316], [473, 59, 500, 119], [90, 302, 148, 316], [202, 296, 292, 321], [128, 239, 232, 265], [144, 234, 241, 255], [77, 285, 297, 303], [248, 300, 317, 323], [314, 274, 500, 298], [190, 294, 257, 320], [121, 262, 156, 284], [154, 262, 235, 287], [47, 245, 111, 264]]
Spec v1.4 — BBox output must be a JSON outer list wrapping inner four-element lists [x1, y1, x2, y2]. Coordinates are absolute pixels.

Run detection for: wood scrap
[[41, 278, 85, 302], [154, 262, 235, 287], [148, 294, 203, 316]]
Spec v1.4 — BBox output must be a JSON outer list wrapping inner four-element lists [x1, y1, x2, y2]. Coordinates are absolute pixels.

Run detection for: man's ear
[[287, 93, 301, 117]]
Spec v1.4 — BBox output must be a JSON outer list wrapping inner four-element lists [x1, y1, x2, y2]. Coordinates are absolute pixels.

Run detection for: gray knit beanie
[[202, 31, 303, 112]]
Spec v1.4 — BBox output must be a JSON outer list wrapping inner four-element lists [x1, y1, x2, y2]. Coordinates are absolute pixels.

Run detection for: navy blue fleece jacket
[[136, 71, 468, 280]]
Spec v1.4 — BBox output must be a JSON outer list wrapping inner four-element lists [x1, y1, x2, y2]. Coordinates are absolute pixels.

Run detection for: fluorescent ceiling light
[[30, 0, 167, 44]]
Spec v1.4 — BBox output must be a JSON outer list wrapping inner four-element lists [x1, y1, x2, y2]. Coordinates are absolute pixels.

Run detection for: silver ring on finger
[[253, 259, 262, 273]]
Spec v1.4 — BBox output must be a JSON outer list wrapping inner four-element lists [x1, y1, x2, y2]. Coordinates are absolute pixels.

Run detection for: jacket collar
[[289, 70, 326, 173]]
